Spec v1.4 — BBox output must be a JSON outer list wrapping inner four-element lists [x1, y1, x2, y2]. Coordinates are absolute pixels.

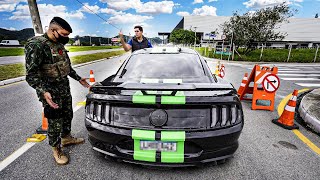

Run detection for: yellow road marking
[[77, 101, 86, 106], [292, 130, 320, 155], [277, 88, 309, 116], [277, 88, 320, 156]]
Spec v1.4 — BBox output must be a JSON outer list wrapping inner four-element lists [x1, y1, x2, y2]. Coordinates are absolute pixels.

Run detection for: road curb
[[0, 54, 125, 87], [298, 89, 320, 133]]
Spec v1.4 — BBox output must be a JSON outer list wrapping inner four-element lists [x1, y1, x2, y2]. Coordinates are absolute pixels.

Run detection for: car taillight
[[94, 104, 102, 122], [211, 106, 218, 127], [103, 105, 110, 124], [211, 104, 242, 128], [86, 102, 94, 119], [221, 106, 228, 126], [86, 102, 110, 125]]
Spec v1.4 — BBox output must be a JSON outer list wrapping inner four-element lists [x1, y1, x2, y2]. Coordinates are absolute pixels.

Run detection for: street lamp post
[[194, 27, 197, 50]]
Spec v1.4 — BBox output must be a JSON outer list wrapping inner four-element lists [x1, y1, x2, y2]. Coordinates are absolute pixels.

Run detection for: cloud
[[100, 7, 125, 15], [208, 0, 218, 2], [136, 1, 175, 14], [1, 27, 16, 30], [193, 0, 204, 4], [107, 13, 153, 24], [243, 0, 304, 9], [100, 0, 176, 14], [88, 34, 98, 37], [99, 0, 141, 11], [9, 4, 85, 20], [80, 3, 100, 14], [192, 5, 217, 16], [177, 5, 218, 17], [177, 11, 190, 16], [0, 0, 26, 12]]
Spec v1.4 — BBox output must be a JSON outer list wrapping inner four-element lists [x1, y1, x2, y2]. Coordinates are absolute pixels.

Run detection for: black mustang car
[[85, 47, 244, 167]]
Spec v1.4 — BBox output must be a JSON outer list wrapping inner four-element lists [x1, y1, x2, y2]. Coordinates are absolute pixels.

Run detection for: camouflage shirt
[[25, 33, 81, 100]]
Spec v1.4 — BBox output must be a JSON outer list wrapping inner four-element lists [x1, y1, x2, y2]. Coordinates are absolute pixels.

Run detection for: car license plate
[[140, 141, 177, 152]]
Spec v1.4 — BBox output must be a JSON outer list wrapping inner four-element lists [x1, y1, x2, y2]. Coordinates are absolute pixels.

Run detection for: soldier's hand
[[44, 92, 59, 109], [79, 78, 90, 88]]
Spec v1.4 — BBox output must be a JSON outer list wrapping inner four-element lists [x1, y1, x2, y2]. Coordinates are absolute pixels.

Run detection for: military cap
[[50, 17, 73, 33]]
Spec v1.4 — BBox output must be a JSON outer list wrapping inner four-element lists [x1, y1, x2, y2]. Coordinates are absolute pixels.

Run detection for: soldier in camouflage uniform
[[25, 17, 90, 165]]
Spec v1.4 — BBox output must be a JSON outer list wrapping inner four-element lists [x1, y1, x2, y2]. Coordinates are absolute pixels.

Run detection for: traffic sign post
[[262, 74, 280, 93]]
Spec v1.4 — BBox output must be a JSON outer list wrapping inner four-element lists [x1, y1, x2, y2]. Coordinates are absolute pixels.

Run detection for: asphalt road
[[0, 53, 319, 180], [0, 48, 122, 65]]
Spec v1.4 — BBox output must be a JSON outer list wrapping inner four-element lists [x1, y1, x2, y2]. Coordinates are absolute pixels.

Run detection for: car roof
[[132, 47, 198, 55]]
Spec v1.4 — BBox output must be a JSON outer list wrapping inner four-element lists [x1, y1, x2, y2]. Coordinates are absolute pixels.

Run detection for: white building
[[171, 16, 320, 48]]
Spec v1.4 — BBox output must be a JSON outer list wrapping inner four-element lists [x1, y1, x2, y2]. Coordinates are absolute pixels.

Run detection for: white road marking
[[277, 69, 299, 71], [278, 74, 320, 77], [278, 71, 320, 74], [0, 143, 36, 171], [296, 83, 320, 87], [281, 78, 320, 81], [0, 100, 86, 172]]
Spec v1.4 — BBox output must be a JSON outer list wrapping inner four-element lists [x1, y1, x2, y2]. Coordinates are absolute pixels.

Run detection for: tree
[[221, 3, 296, 54], [169, 29, 198, 44], [315, 13, 319, 18], [150, 37, 162, 44], [68, 38, 75, 45]]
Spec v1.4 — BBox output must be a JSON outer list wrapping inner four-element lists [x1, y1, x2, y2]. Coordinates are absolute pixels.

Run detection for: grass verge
[[0, 48, 24, 57], [0, 46, 121, 57], [0, 63, 25, 81], [196, 47, 320, 63], [70, 50, 125, 65], [0, 50, 126, 81], [66, 46, 121, 52]]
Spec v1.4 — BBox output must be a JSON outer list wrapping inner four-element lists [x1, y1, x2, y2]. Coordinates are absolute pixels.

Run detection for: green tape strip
[[160, 79, 185, 104], [132, 129, 155, 140], [132, 129, 156, 162], [161, 131, 185, 163], [132, 91, 156, 104], [161, 91, 186, 105]]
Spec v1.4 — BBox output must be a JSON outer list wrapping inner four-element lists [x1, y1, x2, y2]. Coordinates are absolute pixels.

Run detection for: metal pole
[[194, 27, 197, 50], [228, 32, 234, 61], [221, 39, 224, 60], [287, 44, 292, 62], [260, 43, 264, 61], [27, 0, 43, 36], [314, 44, 319, 63], [90, 36, 92, 46], [232, 43, 235, 61], [204, 39, 207, 57]]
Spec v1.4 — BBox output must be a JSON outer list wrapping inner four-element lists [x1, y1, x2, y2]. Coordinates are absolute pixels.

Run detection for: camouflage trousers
[[42, 80, 73, 147]]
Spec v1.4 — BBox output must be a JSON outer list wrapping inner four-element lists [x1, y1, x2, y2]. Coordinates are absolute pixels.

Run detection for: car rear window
[[116, 53, 210, 83]]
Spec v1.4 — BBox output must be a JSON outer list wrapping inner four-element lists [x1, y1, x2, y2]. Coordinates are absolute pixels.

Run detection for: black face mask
[[53, 30, 69, 45]]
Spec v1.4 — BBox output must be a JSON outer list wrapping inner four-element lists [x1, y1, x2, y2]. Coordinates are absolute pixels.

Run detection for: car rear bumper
[[85, 118, 243, 167]]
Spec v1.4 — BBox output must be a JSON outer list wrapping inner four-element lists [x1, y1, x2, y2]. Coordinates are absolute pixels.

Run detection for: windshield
[[115, 53, 211, 83]]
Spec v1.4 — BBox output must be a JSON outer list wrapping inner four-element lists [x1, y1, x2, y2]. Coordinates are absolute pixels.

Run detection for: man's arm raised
[[119, 30, 131, 52]]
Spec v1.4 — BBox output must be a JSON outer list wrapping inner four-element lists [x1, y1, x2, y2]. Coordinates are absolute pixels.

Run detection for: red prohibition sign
[[262, 74, 280, 93]]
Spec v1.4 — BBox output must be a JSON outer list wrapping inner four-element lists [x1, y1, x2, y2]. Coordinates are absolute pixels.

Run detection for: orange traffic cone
[[237, 73, 248, 96], [272, 90, 299, 130], [89, 70, 96, 86], [36, 112, 48, 134]]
